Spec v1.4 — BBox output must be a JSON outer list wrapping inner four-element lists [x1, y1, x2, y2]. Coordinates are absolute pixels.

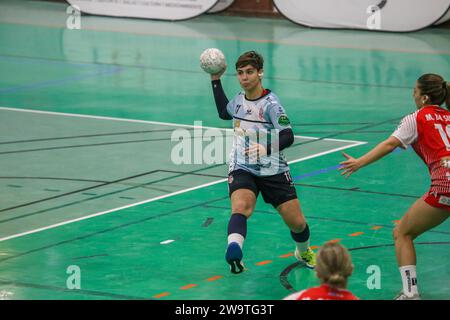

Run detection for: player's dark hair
[[235, 51, 264, 71], [417, 74, 449, 109]]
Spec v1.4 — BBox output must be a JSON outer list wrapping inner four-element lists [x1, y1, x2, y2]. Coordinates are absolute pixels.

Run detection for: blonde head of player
[[315, 241, 354, 290], [284, 242, 358, 300], [339, 74, 450, 300]]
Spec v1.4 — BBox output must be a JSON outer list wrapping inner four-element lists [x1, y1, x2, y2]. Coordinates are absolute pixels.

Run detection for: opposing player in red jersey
[[284, 242, 358, 300], [339, 74, 450, 300]]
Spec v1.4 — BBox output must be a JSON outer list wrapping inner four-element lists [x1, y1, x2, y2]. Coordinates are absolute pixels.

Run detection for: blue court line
[[0, 54, 103, 68], [293, 147, 405, 181], [293, 165, 341, 181], [0, 67, 123, 94]]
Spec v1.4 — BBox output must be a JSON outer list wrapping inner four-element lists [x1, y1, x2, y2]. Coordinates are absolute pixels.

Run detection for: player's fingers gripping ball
[[200, 48, 226, 75]]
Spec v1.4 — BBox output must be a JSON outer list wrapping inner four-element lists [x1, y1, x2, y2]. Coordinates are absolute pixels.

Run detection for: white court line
[[0, 106, 367, 242], [160, 240, 175, 245], [0, 106, 365, 144], [0, 178, 227, 242]]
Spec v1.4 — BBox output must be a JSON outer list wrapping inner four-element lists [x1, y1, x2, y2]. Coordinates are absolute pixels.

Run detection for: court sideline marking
[[0, 106, 366, 242]]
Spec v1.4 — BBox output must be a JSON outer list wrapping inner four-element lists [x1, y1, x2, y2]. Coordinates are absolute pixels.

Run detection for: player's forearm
[[267, 128, 294, 156], [211, 80, 232, 120], [357, 138, 400, 168]]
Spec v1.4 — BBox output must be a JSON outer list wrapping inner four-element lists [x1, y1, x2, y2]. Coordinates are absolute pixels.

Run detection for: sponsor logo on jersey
[[438, 195, 450, 206], [278, 115, 290, 126], [259, 108, 264, 121]]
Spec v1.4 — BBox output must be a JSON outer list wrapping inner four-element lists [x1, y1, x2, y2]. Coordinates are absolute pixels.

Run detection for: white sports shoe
[[394, 292, 421, 300]]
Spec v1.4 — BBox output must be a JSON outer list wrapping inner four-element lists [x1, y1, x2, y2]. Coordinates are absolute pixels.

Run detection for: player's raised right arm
[[211, 66, 232, 120]]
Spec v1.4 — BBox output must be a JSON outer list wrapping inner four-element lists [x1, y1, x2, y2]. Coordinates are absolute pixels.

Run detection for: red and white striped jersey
[[392, 105, 450, 193], [283, 284, 359, 300]]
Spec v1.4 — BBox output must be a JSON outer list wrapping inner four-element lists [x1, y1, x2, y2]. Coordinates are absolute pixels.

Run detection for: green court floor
[[0, 0, 449, 300]]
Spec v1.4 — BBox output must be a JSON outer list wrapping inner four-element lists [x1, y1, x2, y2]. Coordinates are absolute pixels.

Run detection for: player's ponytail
[[315, 242, 354, 290], [327, 274, 347, 289]]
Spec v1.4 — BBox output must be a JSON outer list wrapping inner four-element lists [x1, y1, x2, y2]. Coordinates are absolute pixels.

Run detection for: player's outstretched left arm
[[339, 136, 402, 178]]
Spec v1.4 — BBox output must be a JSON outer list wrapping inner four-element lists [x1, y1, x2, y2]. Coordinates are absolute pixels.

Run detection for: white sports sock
[[399, 265, 419, 297], [295, 240, 310, 254], [228, 233, 244, 249]]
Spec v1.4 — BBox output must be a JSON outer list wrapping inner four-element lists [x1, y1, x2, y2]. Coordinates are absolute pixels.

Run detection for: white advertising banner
[[66, 0, 219, 20], [273, 0, 450, 32], [208, 0, 234, 13], [435, 7, 450, 25]]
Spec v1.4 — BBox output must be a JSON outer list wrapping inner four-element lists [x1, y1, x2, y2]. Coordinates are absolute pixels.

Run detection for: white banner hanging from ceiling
[[273, 0, 450, 32], [66, 0, 219, 21], [435, 7, 450, 24], [208, 0, 234, 13]]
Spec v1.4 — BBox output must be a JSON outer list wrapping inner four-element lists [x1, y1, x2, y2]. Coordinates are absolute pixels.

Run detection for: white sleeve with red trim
[[391, 111, 419, 149]]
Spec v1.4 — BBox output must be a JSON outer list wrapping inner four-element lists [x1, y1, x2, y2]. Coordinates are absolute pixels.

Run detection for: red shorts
[[422, 191, 450, 210]]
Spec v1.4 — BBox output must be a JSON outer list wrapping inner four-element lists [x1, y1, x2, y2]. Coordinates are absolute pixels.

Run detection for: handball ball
[[200, 48, 226, 74]]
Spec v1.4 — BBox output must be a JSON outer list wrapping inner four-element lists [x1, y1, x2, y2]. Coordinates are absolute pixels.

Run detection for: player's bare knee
[[232, 201, 254, 215], [393, 226, 415, 242], [402, 230, 417, 241], [294, 220, 307, 233], [393, 226, 407, 241], [290, 218, 306, 233]]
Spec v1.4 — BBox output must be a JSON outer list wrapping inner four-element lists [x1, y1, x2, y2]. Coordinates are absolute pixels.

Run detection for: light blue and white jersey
[[226, 90, 292, 176]]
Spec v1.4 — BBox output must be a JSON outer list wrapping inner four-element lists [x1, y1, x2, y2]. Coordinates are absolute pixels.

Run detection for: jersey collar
[[244, 89, 271, 102]]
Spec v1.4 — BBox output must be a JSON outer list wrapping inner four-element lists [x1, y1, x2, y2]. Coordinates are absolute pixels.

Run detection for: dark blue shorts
[[228, 169, 298, 208]]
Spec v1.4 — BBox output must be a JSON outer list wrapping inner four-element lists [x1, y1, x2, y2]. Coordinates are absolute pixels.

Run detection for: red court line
[[279, 253, 294, 258], [153, 292, 170, 299], [256, 260, 273, 266], [206, 276, 223, 282], [349, 232, 364, 237], [180, 284, 197, 290], [371, 226, 383, 230]]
